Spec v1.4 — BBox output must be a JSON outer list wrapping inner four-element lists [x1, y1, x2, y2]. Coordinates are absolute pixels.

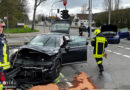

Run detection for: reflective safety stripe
[[97, 61, 102, 64], [0, 62, 10, 70], [0, 43, 10, 70], [92, 39, 95, 41], [3, 44, 7, 63], [3, 64, 10, 70], [0, 62, 10, 67], [93, 54, 103, 58], [0, 84, 3, 90], [54, 73, 64, 84]]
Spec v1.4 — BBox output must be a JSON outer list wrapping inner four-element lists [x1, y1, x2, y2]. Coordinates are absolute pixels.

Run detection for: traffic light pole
[[108, 0, 111, 24], [89, 0, 92, 39]]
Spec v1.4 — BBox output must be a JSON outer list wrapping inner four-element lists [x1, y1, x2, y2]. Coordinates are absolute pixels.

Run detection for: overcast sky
[[27, 0, 130, 20]]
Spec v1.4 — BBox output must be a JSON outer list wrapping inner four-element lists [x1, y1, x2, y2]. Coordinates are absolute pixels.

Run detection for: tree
[[0, 0, 28, 28], [94, 8, 130, 28], [115, 0, 120, 10], [81, 4, 87, 14], [31, 0, 46, 30], [103, 0, 121, 11]]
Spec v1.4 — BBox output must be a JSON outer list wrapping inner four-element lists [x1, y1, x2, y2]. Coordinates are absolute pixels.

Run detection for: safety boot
[[98, 64, 104, 73]]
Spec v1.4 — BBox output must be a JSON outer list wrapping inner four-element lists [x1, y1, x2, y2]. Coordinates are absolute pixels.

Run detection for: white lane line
[[118, 46, 124, 48], [123, 55, 130, 58], [118, 45, 130, 50], [60, 73, 73, 87], [64, 79, 73, 87], [106, 50, 130, 59], [113, 52, 122, 55], [106, 49, 112, 52], [88, 44, 91, 46], [125, 48, 130, 50]]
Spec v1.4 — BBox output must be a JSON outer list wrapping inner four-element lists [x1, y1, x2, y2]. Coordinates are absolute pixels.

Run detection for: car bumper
[[107, 38, 120, 44]]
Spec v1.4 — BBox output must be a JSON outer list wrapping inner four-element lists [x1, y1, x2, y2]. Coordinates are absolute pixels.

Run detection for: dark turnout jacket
[[0, 33, 10, 72], [91, 33, 108, 58]]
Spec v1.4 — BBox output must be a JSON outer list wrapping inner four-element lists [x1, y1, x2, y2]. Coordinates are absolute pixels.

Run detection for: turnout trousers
[[95, 58, 104, 72]]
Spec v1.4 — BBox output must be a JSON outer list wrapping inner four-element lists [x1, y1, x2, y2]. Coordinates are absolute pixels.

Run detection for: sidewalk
[[6, 26, 50, 46]]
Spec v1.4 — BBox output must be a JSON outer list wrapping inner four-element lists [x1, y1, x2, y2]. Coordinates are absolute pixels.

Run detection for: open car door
[[50, 20, 71, 34], [62, 36, 87, 64]]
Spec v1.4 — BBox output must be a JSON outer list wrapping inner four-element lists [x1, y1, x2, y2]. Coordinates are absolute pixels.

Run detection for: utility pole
[[108, 0, 111, 24], [89, 0, 92, 39], [7, 13, 9, 30]]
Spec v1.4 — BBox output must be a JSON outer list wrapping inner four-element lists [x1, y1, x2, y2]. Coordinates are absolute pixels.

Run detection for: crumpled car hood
[[20, 45, 60, 56]]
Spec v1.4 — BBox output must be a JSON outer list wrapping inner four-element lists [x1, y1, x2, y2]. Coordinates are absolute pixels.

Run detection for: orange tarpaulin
[[29, 72, 98, 90]]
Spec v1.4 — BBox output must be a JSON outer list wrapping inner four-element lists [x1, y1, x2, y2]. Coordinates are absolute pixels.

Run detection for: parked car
[[101, 24, 120, 44], [118, 28, 129, 39], [6, 20, 88, 89]]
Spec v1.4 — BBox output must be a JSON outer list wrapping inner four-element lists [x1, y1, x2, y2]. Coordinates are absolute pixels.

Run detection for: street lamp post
[[49, 0, 62, 30], [50, 0, 63, 17]]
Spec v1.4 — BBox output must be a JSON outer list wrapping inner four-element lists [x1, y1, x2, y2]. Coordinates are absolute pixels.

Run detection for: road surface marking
[[61, 73, 73, 87], [106, 49, 112, 52], [125, 47, 130, 50], [106, 50, 130, 59], [123, 55, 130, 58], [118, 45, 130, 50], [112, 52, 122, 55]]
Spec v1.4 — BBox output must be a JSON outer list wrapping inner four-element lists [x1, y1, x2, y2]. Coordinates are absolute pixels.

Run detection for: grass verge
[[4, 27, 39, 33]]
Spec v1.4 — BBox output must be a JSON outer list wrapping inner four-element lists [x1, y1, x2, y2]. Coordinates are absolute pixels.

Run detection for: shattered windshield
[[28, 35, 60, 47]]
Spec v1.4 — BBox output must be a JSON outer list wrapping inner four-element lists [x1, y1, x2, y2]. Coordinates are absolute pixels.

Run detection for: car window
[[68, 36, 86, 47], [51, 23, 70, 32], [29, 35, 60, 47], [120, 28, 128, 32]]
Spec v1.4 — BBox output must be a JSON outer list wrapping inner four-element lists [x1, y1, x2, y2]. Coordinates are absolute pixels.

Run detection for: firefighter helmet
[[0, 19, 5, 27], [94, 29, 101, 35]]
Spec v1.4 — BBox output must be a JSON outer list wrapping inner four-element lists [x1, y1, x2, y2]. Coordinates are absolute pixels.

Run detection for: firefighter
[[91, 29, 108, 73], [0, 19, 11, 89], [79, 23, 84, 36]]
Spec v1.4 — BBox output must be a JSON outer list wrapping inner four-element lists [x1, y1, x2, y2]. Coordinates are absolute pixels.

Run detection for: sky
[[27, 0, 130, 20]]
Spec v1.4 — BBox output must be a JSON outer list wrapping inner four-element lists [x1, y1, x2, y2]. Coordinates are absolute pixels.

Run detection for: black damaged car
[[5, 20, 88, 88]]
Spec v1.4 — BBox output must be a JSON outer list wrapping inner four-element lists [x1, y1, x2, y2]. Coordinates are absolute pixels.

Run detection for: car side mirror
[[24, 42, 28, 45], [65, 46, 70, 52]]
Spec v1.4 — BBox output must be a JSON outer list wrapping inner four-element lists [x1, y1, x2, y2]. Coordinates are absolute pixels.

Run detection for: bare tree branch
[[31, 0, 46, 30], [103, 0, 121, 11], [36, 0, 45, 7]]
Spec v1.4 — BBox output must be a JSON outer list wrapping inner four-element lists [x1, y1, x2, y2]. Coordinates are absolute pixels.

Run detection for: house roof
[[77, 14, 89, 20]]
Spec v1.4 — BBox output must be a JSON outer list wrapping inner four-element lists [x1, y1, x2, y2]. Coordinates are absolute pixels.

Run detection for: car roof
[[38, 33, 69, 38]]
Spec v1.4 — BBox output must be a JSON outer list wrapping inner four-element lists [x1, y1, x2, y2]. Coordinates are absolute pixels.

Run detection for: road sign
[[4, 17, 8, 20]]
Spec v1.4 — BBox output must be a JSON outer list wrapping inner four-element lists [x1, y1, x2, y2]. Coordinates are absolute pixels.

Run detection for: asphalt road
[[8, 26, 130, 89]]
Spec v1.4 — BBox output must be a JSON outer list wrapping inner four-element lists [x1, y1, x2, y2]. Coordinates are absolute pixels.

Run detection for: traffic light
[[57, 9, 60, 13], [61, 10, 70, 19]]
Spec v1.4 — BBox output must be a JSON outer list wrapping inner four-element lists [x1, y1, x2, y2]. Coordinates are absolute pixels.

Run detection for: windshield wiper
[[43, 37, 51, 46]]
